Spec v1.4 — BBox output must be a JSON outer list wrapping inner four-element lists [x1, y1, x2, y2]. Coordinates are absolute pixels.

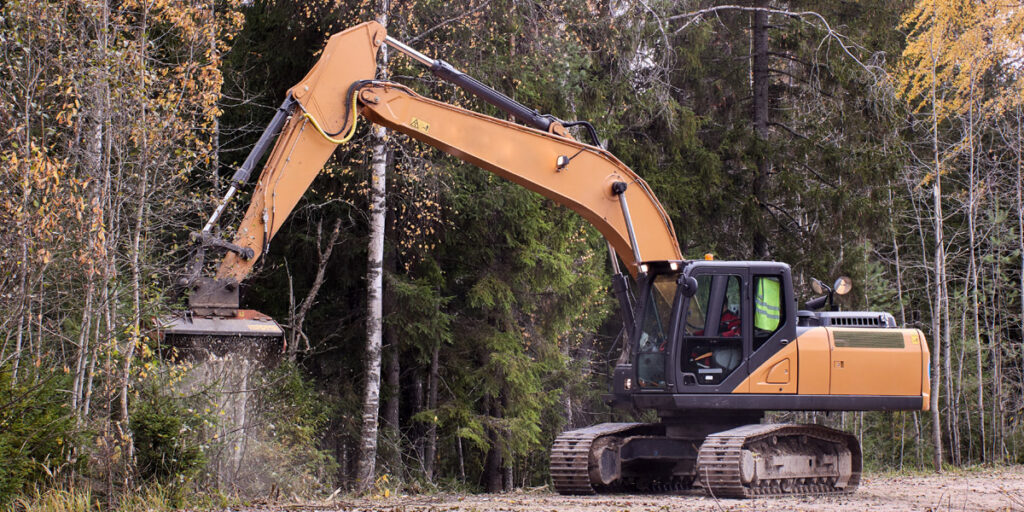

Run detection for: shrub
[[0, 366, 76, 506], [130, 379, 208, 486]]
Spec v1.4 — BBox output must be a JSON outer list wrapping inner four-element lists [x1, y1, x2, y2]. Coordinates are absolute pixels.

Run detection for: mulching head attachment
[[158, 278, 284, 360]]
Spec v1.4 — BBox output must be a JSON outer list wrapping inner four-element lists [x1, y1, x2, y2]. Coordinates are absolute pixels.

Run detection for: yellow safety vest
[[755, 278, 781, 331]]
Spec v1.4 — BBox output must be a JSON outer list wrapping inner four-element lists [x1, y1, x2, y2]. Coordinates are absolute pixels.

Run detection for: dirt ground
[[312, 467, 1024, 512]]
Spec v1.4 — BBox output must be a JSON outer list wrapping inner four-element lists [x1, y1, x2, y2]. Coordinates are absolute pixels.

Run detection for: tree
[[356, 0, 391, 490]]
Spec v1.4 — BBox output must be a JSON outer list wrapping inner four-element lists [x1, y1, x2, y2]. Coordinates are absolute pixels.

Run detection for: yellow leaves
[[898, 0, 1024, 119]]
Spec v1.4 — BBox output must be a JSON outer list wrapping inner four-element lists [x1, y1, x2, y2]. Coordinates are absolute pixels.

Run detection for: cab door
[[673, 265, 751, 392], [742, 268, 798, 393]]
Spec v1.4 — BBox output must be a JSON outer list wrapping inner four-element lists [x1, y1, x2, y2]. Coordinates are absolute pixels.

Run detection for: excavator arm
[[355, 82, 682, 275], [189, 21, 681, 315]]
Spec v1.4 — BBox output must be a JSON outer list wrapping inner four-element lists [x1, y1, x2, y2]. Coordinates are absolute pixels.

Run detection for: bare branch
[[408, 1, 493, 45], [770, 121, 808, 139], [289, 217, 345, 357], [669, 5, 879, 77]]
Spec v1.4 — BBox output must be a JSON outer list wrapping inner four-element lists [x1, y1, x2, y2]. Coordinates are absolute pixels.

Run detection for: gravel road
[[293, 467, 1024, 511]]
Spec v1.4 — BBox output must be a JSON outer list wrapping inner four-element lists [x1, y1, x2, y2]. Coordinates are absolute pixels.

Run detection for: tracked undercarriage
[[552, 421, 860, 499], [551, 423, 695, 494]]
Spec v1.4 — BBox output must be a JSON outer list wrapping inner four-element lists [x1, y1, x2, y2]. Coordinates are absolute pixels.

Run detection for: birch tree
[[356, 0, 390, 492]]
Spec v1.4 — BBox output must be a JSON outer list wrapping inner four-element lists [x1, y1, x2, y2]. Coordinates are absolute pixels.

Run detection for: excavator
[[160, 21, 931, 498]]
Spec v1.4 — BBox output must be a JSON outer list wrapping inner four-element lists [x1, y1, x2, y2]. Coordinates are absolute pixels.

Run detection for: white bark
[[356, 3, 389, 491], [928, 34, 944, 470], [966, 75, 984, 461], [121, 5, 150, 475], [356, 124, 388, 491], [1015, 108, 1024, 420]]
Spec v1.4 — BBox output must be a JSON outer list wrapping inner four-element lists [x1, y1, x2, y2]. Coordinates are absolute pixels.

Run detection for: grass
[[7, 484, 238, 512], [10, 488, 95, 512], [865, 462, 1022, 478]]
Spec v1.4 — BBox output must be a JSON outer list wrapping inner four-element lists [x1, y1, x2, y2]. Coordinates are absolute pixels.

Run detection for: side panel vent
[[818, 312, 897, 329]]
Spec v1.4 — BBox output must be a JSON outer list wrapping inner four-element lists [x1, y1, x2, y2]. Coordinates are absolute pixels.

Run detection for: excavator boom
[[212, 21, 680, 284]]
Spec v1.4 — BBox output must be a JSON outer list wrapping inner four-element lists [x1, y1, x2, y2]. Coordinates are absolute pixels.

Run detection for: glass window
[[636, 275, 676, 388], [753, 276, 783, 351], [723, 276, 742, 337], [681, 274, 744, 385], [684, 275, 711, 336]]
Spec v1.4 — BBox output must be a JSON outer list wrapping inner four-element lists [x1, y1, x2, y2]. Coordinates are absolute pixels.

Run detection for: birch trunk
[[120, 4, 151, 478], [966, 78, 985, 461], [1016, 107, 1024, 420], [988, 262, 1004, 460], [906, 181, 935, 468], [355, 3, 389, 490], [887, 184, 907, 326], [944, 274, 957, 465], [72, 278, 95, 420], [928, 34, 944, 470], [356, 123, 388, 490], [11, 27, 35, 385]]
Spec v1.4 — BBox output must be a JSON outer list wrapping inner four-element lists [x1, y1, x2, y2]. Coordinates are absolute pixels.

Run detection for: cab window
[[753, 276, 783, 351], [680, 274, 743, 385], [684, 275, 711, 335], [635, 274, 677, 388]]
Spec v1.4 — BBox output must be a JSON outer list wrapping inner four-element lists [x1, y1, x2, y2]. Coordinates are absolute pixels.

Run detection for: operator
[[719, 303, 741, 337], [694, 302, 741, 337], [689, 301, 741, 371]]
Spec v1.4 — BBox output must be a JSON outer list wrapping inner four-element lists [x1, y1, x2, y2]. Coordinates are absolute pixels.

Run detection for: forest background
[[3, 0, 1024, 508]]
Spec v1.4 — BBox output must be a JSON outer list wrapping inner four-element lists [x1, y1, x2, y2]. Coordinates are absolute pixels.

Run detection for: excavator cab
[[613, 258, 927, 415], [630, 261, 795, 395]]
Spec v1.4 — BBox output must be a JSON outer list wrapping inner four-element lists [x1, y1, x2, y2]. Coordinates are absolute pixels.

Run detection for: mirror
[[811, 278, 825, 295], [678, 275, 699, 298], [833, 276, 852, 295]]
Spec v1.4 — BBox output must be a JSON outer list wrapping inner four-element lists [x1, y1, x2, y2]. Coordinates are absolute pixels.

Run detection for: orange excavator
[[162, 21, 930, 498]]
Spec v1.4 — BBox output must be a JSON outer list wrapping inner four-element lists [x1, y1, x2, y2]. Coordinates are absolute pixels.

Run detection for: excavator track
[[697, 423, 861, 498], [550, 422, 649, 494]]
